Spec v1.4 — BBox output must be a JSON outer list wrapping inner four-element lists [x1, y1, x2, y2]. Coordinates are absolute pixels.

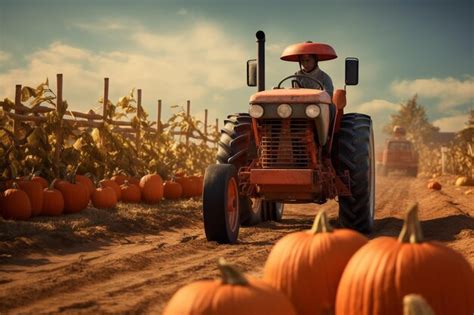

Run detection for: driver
[[296, 54, 334, 98], [280, 41, 337, 99]]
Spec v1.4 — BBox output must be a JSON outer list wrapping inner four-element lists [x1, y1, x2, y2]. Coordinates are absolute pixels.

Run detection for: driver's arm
[[323, 74, 334, 99]]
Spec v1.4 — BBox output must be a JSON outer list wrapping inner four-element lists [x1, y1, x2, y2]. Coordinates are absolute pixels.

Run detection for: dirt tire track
[[1, 175, 472, 314]]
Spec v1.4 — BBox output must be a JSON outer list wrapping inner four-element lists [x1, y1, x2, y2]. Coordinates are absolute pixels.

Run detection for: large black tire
[[203, 164, 240, 244], [216, 113, 261, 226], [336, 113, 375, 233], [261, 201, 284, 222], [240, 197, 263, 226]]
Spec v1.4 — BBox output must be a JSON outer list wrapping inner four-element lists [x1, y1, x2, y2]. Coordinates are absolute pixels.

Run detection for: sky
[[0, 0, 473, 143]]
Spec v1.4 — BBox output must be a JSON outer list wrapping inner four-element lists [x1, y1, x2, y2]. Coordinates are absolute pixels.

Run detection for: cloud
[[131, 23, 247, 89], [390, 77, 474, 110], [432, 114, 470, 132], [73, 19, 139, 32], [0, 22, 249, 123], [0, 51, 11, 63], [352, 99, 400, 115], [267, 43, 285, 56]]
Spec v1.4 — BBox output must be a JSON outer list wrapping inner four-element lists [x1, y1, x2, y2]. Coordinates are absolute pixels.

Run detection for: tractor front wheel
[[203, 164, 240, 244]]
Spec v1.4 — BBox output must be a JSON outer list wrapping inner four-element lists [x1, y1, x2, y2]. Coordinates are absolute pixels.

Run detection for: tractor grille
[[259, 119, 312, 169]]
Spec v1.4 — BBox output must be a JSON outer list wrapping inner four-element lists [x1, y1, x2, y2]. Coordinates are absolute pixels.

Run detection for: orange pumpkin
[[139, 174, 163, 203], [128, 177, 140, 186], [0, 183, 32, 220], [335, 204, 474, 315], [163, 258, 296, 315], [30, 176, 48, 189], [427, 181, 441, 190], [100, 179, 121, 201], [54, 180, 89, 213], [120, 181, 141, 203], [17, 180, 43, 216], [163, 180, 182, 199], [188, 175, 203, 197], [92, 184, 117, 209], [42, 183, 64, 216], [76, 174, 95, 198], [263, 211, 368, 315], [196, 175, 204, 196], [175, 176, 193, 198], [111, 174, 128, 186]]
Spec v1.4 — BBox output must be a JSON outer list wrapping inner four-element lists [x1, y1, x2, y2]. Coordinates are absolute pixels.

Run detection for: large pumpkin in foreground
[[335, 204, 474, 315], [163, 258, 296, 315], [263, 211, 368, 315]]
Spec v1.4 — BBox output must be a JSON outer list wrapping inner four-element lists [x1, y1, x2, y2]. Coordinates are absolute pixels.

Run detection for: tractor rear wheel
[[216, 113, 262, 226], [336, 113, 375, 233], [203, 164, 240, 244]]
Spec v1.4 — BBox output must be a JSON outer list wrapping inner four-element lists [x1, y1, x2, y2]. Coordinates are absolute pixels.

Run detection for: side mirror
[[247, 59, 257, 87], [345, 57, 359, 86]]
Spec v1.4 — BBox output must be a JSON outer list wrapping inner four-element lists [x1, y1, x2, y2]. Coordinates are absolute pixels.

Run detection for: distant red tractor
[[203, 31, 375, 243], [376, 126, 419, 177]]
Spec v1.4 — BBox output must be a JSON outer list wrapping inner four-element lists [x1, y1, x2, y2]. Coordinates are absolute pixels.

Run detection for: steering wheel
[[277, 75, 324, 90]]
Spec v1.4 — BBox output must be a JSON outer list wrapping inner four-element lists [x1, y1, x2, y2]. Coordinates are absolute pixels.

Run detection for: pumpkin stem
[[49, 179, 58, 190], [217, 258, 249, 286], [403, 294, 434, 315], [398, 203, 424, 243], [309, 211, 334, 234]]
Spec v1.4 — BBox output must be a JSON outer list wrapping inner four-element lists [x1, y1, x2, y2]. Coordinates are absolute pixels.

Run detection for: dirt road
[[1, 175, 473, 314]]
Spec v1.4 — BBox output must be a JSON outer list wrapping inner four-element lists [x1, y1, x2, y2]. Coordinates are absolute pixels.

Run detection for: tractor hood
[[249, 88, 332, 104]]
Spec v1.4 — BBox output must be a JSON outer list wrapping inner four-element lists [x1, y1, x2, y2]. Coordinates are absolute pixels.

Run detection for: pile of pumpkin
[[0, 173, 203, 220], [163, 205, 474, 315]]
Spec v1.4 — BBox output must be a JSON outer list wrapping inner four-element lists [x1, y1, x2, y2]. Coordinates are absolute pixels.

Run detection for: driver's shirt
[[295, 66, 334, 99]]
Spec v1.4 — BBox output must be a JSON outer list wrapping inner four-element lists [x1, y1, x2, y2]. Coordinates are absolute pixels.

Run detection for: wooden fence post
[[157, 99, 162, 138], [54, 74, 64, 177], [13, 84, 22, 139], [100, 78, 109, 148], [103, 78, 109, 122], [136, 89, 142, 154]]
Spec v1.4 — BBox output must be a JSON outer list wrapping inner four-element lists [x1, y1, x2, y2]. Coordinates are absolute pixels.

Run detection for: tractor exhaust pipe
[[256, 30, 265, 92]]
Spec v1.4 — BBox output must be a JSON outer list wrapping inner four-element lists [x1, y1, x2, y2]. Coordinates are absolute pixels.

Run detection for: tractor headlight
[[305, 104, 321, 118], [277, 104, 292, 118], [249, 105, 264, 118]]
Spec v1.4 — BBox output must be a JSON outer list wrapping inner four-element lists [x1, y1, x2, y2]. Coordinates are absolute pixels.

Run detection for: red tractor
[[376, 126, 419, 177], [203, 31, 375, 243]]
